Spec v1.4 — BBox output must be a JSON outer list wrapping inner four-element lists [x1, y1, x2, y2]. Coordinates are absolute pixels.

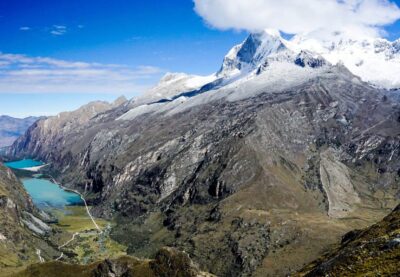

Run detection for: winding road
[[49, 176, 101, 232], [36, 174, 102, 263]]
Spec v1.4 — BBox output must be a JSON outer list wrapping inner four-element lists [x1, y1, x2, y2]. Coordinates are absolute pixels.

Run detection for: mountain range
[[4, 30, 400, 276]]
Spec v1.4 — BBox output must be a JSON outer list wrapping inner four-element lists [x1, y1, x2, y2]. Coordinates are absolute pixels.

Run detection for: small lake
[[5, 159, 83, 210], [22, 178, 83, 209], [5, 159, 44, 169]]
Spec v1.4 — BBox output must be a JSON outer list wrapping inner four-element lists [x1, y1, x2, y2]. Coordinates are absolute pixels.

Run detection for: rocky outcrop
[[296, 204, 400, 276]]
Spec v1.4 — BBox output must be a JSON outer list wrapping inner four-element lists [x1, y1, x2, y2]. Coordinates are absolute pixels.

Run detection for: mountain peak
[[217, 30, 286, 77]]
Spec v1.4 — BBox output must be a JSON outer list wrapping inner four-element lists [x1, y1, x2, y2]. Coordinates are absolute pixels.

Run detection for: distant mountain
[[121, 30, 400, 120], [7, 31, 400, 276], [0, 116, 42, 148]]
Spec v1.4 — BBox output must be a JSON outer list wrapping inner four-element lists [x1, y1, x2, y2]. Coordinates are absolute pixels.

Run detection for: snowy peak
[[128, 29, 400, 115], [217, 30, 333, 78], [129, 30, 335, 109], [218, 30, 287, 77]]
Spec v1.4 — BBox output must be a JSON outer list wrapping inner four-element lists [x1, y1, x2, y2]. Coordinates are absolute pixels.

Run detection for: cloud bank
[[0, 53, 162, 94], [194, 0, 400, 38]]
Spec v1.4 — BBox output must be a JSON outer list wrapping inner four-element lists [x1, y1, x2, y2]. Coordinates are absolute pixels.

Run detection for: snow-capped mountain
[[121, 30, 332, 120], [217, 29, 287, 77], [218, 29, 400, 89], [123, 29, 400, 121]]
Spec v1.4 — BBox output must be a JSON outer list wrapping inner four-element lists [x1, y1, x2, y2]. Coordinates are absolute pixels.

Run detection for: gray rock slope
[[7, 33, 400, 276]]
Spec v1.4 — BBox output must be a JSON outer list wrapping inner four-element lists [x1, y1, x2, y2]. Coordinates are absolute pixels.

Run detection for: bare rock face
[[7, 64, 400, 276]]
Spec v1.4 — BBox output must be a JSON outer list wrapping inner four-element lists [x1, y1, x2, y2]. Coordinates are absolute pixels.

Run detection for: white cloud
[[0, 52, 163, 94], [19, 26, 31, 31], [194, 0, 400, 38], [50, 25, 67, 36]]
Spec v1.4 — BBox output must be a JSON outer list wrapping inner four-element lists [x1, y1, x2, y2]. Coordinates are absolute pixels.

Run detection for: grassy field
[[52, 206, 109, 233], [50, 205, 127, 264]]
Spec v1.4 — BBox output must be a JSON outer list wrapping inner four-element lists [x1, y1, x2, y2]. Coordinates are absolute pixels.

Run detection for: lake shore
[[20, 163, 50, 172]]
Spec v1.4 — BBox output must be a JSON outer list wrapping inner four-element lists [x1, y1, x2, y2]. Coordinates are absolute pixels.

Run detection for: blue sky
[[1, 0, 400, 117], [0, 0, 247, 117], [0, 0, 247, 73]]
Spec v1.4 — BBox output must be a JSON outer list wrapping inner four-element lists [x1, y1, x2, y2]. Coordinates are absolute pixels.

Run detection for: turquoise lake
[[22, 178, 83, 209], [5, 159, 83, 209], [5, 159, 44, 169]]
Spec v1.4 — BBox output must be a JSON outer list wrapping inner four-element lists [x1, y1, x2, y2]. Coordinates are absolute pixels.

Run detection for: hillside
[[12, 247, 214, 277], [296, 204, 400, 276], [0, 163, 59, 274]]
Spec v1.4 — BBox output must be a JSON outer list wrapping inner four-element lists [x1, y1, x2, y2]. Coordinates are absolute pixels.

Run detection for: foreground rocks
[[12, 247, 214, 277]]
